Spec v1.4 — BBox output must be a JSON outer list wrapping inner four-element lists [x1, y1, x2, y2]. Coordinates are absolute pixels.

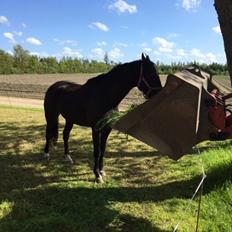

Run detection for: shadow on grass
[[0, 121, 231, 232], [0, 163, 231, 232], [0, 186, 170, 232]]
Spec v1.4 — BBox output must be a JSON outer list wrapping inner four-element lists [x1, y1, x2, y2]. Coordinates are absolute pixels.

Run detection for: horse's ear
[[146, 55, 150, 61], [142, 53, 150, 62], [141, 53, 146, 61]]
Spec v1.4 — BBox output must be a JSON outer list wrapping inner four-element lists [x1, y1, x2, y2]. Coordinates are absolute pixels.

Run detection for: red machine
[[208, 88, 232, 140]]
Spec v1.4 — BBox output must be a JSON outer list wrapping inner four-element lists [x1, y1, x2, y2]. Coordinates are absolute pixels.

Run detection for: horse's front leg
[[99, 127, 112, 177], [92, 128, 104, 183]]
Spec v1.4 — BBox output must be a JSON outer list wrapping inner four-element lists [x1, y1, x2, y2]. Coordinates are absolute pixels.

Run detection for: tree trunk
[[214, 0, 232, 86]]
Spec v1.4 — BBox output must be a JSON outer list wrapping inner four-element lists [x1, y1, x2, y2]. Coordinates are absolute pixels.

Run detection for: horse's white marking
[[100, 170, 106, 176], [96, 175, 104, 184], [65, 154, 74, 164], [44, 153, 50, 160]]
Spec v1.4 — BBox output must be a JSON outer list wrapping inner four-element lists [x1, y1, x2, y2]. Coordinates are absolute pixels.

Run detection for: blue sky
[[0, 0, 225, 64]]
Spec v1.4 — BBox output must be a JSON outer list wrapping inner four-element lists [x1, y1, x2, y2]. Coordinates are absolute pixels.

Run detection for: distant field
[[214, 74, 231, 83], [0, 74, 231, 109], [0, 73, 96, 99]]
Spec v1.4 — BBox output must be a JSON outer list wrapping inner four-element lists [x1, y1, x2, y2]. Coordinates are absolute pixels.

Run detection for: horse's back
[[46, 81, 81, 95]]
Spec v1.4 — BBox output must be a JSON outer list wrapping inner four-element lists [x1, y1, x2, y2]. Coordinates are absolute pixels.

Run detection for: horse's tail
[[48, 115, 59, 146], [44, 88, 59, 146]]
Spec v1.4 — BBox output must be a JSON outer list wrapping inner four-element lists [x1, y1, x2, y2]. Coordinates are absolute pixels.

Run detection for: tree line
[[0, 45, 229, 75], [156, 61, 228, 75], [0, 45, 115, 74]]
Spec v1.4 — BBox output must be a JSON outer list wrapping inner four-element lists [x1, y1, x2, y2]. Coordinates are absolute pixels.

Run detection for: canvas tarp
[[113, 67, 216, 160]]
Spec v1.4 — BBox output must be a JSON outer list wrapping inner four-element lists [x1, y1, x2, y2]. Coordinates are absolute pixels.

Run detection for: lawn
[[0, 105, 231, 232]]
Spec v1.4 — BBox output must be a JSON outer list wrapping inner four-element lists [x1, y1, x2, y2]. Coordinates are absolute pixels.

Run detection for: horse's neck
[[104, 61, 139, 109]]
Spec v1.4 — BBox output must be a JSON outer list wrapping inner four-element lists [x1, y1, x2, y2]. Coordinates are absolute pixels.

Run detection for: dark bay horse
[[44, 54, 162, 183]]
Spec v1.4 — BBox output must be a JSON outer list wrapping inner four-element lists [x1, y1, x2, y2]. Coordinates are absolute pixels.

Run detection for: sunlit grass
[[0, 106, 231, 232], [0, 201, 14, 220]]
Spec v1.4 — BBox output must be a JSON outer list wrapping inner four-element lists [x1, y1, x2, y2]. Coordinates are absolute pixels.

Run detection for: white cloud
[[190, 48, 205, 59], [30, 52, 40, 57], [139, 42, 148, 48], [62, 47, 83, 58], [154, 50, 161, 55], [14, 31, 22, 36], [114, 42, 128, 47], [176, 49, 187, 57], [97, 41, 107, 46], [91, 48, 105, 58], [53, 38, 59, 43], [62, 40, 78, 46], [190, 48, 217, 63], [29, 52, 40, 56], [7, 50, 13, 56], [212, 25, 221, 34], [181, 0, 201, 11], [53, 38, 78, 46], [26, 37, 42, 45], [0, 16, 9, 24], [21, 23, 27, 28], [143, 48, 152, 53], [217, 54, 226, 64], [153, 37, 175, 53], [168, 32, 179, 38], [90, 22, 109, 32], [153, 45, 218, 64], [3, 32, 16, 43], [29, 51, 49, 57], [109, 47, 124, 60], [109, 0, 137, 14], [205, 53, 217, 63]]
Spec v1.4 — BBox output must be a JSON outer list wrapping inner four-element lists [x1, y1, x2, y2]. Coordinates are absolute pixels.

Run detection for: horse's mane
[[85, 60, 139, 85]]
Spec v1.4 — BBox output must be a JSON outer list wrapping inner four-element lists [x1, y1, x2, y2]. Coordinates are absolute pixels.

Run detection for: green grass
[[0, 106, 231, 232]]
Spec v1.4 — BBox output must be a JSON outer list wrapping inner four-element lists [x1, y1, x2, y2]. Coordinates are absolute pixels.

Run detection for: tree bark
[[214, 0, 232, 86]]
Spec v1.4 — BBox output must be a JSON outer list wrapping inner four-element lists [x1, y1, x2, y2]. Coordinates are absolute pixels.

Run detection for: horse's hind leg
[[44, 124, 55, 160], [44, 127, 51, 160], [63, 121, 74, 164], [99, 127, 112, 177]]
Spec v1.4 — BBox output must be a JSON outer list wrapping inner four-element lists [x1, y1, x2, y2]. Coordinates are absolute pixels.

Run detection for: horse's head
[[137, 53, 162, 99]]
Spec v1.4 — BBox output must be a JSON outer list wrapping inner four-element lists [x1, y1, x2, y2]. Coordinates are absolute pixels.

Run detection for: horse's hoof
[[100, 170, 106, 176], [44, 153, 50, 162], [95, 176, 104, 184], [64, 154, 74, 164]]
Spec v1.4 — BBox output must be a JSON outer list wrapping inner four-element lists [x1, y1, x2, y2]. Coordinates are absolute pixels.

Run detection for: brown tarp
[[113, 67, 216, 160]]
